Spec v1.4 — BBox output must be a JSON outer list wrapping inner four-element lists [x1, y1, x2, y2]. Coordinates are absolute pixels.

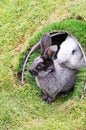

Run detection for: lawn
[[0, 0, 86, 130]]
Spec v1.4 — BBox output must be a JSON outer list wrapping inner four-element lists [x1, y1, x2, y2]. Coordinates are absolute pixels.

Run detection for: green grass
[[0, 0, 86, 130]]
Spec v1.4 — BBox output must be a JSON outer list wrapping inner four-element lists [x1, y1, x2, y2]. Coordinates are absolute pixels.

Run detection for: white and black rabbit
[[29, 45, 78, 103], [57, 34, 86, 69]]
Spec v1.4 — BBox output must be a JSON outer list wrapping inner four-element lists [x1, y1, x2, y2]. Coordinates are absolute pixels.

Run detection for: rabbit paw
[[42, 94, 55, 104], [47, 97, 55, 104], [41, 94, 48, 101]]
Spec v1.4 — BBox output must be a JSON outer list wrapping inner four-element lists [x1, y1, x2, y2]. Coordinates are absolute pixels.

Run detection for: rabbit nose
[[29, 69, 38, 76]]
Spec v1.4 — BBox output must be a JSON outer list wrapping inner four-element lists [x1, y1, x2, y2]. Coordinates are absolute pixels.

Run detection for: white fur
[[57, 35, 86, 69]]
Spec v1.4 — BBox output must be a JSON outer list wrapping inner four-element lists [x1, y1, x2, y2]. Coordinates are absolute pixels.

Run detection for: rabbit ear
[[43, 45, 58, 60], [41, 33, 52, 55]]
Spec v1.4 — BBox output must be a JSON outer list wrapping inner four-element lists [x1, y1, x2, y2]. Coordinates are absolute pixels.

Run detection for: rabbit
[[57, 35, 86, 70], [29, 45, 78, 103], [21, 31, 68, 83]]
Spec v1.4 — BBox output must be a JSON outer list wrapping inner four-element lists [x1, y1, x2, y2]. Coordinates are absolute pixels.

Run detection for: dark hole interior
[[50, 31, 68, 58]]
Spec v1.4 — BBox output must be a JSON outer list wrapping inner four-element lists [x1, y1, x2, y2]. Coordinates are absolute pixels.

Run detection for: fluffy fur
[[29, 46, 78, 103], [57, 35, 86, 69]]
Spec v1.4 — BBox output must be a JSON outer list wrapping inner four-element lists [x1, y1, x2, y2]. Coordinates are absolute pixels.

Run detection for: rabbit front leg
[[46, 96, 56, 104], [35, 77, 54, 103], [46, 90, 58, 104], [42, 94, 56, 104], [41, 90, 56, 104], [41, 90, 48, 101]]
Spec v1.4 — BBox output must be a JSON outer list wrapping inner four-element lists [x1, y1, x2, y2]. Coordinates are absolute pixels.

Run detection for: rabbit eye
[[37, 65, 42, 70], [72, 49, 76, 54], [37, 66, 41, 69], [37, 63, 44, 70]]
